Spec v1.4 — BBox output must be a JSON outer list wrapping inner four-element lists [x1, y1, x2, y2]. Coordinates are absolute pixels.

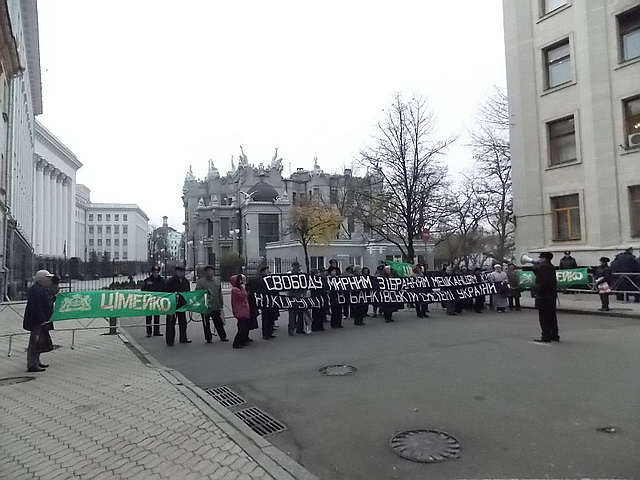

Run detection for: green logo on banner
[[515, 268, 588, 289]]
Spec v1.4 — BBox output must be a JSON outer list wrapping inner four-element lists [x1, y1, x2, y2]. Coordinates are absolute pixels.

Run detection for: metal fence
[[567, 272, 640, 300]]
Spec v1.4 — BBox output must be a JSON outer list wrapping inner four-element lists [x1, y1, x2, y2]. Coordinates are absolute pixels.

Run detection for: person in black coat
[[610, 247, 640, 302], [533, 252, 559, 343], [142, 266, 165, 337], [558, 251, 578, 269], [594, 257, 613, 312], [164, 266, 191, 346], [248, 266, 279, 340], [23, 270, 55, 372]]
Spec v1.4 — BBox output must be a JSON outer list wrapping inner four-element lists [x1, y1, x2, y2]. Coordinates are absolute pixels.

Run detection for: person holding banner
[[328, 267, 344, 328], [256, 266, 279, 340], [196, 265, 228, 343], [165, 266, 191, 346], [533, 252, 559, 343], [142, 266, 165, 337]]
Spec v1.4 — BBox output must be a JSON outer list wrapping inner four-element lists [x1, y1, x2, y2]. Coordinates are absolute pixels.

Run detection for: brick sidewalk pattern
[[0, 304, 310, 480]]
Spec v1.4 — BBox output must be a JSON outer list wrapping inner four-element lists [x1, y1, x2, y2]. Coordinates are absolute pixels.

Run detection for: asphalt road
[[128, 301, 640, 480]]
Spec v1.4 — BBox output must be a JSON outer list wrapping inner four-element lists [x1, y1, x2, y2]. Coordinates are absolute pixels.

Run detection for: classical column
[[56, 174, 64, 256], [64, 178, 72, 258], [42, 165, 52, 255], [34, 159, 45, 254], [49, 169, 59, 256], [61, 177, 69, 257]]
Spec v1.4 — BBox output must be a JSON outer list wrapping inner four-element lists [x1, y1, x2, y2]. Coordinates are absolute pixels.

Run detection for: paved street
[[129, 298, 640, 479], [0, 302, 317, 480]]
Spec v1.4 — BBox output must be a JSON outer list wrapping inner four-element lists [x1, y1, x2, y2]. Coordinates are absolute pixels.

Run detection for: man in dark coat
[[558, 251, 578, 269], [533, 252, 559, 343], [594, 256, 613, 312], [610, 247, 640, 302], [141, 266, 165, 337], [249, 266, 278, 340], [164, 266, 191, 346], [23, 269, 55, 372]]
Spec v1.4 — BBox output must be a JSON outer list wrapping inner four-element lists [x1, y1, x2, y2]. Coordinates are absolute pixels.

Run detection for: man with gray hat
[[23, 270, 55, 372], [196, 265, 228, 343]]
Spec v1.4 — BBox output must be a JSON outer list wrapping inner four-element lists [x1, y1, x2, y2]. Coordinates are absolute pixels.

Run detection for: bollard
[[108, 317, 117, 335]]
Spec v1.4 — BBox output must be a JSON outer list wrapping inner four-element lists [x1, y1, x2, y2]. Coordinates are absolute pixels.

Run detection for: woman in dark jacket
[[594, 257, 613, 312], [230, 274, 251, 348]]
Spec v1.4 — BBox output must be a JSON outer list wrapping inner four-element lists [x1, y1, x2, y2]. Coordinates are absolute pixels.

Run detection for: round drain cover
[[319, 364, 357, 376], [390, 429, 461, 463], [0, 376, 35, 387]]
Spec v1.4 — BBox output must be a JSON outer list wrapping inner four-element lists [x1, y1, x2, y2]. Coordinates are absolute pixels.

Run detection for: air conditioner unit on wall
[[629, 132, 640, 147]]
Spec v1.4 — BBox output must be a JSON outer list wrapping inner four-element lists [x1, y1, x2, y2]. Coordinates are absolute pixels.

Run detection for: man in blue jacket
[[24, 270, 55, 372]]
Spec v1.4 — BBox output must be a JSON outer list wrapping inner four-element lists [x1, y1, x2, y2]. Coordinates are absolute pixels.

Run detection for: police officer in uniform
[[165, 265, 191, 346]]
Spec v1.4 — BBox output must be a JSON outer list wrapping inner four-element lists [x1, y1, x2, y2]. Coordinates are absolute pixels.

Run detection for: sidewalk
[[0, 302, 318, 480], [519, 291, 640, 318]]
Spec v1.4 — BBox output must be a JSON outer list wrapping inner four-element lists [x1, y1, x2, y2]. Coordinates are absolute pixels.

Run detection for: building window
[[97, 226, 102, 234], [115, 214, 119, 221], [123, 226, 128, 234], [541, 0, 567, 16], [123, 252, 128, 260], [106, 214, 111, 221], [618, 6, 640, 63], [114, 225, 119, 234], [114, 251, 119, 260], [548, 116, 577, 165], [88, 226, 94, 234], [220, 218, 230, 238], [106, 239, 111, 246], [544, 39, 572, 89], [88, 214, 93, 221], [258, 214, 280, 256], [89, 239, 94, 246], [630, 186, 640, 237], [624, 96, 640, 148], [123, 239, 127, 246], [123, 214, 128, 221], [114, 239, 119, 246], [106, 226, 111, 234], [97, 239, 102, 247], [552, 194, 581, 240], [97, 214, 102, 221], [310, 256, 325, 271]]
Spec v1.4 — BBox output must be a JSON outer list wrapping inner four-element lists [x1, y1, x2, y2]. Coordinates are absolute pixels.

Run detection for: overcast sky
[[36, 0, 506, 231]]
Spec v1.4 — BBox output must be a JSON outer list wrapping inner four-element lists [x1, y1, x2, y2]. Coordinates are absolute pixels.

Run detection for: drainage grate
[[0, 376, 35, 387], [205, 386, 246, 408], [234, 407, 287, 437], [319, 364, 358, 376], [390, 429, 462, 463]]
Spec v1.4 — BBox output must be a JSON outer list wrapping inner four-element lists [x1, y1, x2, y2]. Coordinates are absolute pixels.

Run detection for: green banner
[[515, 268, 589, 289], [51, 290, 212, 321], [387, 260, 412, 277], [176, 290, 210, 314]]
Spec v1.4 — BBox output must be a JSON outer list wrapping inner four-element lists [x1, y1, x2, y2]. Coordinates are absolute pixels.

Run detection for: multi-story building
[[504, 0, 640, 265], [182, 153, 404, 276], [3, 0, 41, 298], [33, 120, 82, 271], [149, 216, 183, 271], [0, 0, 22, 298], [82, 199, 149, 263]]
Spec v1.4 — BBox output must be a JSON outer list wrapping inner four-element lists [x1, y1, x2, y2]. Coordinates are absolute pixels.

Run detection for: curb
[[521, 305, 640, 320], [119, 329, 319, 480]]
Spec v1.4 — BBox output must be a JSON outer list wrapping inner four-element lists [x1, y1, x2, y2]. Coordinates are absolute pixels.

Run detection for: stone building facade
[[504, 0, 640, 265], [182, 151, 404, 276]]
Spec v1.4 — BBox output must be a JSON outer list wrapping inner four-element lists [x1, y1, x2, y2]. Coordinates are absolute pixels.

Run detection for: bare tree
[[470, 87, 514, 263], [356, 94, 453, 263]]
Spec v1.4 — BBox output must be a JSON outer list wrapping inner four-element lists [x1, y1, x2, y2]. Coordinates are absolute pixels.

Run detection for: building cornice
[[86, 203, 150, 221], [20, 0, 41, 115], [35, 120, 83, 170], [0, 0, 21, 77]]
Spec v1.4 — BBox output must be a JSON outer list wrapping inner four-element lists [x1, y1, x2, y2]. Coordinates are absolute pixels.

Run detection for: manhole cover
[[319, 364, 358, 376], [390, 429, 462, 463], [0, 376, 35, 387], [234, 407, 287, 437], [205, 386, 246, 408]]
